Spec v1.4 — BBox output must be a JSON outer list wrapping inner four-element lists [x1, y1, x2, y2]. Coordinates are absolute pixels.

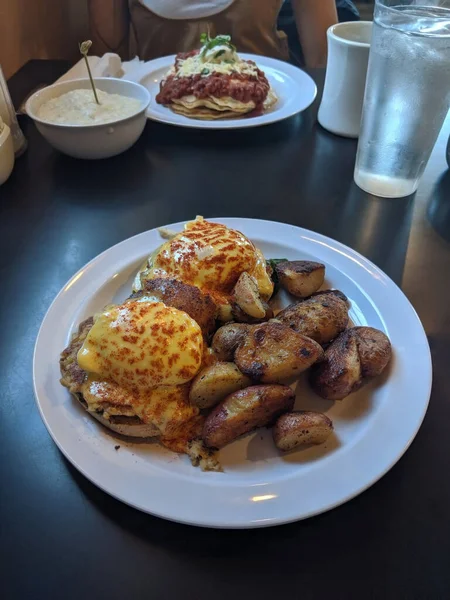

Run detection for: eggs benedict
[[134, 217, 274, 321], [60, 283, 220, 468], [78, 300, 203, 389], [60, 220, 275, 470]]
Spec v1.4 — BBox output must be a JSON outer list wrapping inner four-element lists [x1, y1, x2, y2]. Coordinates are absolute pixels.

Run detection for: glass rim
[[375, 0, 450, 9], [374, 0, 450, 27], [328, 21, 372, 47]]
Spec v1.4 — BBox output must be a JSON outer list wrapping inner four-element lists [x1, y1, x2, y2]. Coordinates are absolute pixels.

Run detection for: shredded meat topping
[[156, 52, 270, 111]]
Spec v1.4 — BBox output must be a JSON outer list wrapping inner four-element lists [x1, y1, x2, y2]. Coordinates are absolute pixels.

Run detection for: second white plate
[[140, 54, 317, 129]]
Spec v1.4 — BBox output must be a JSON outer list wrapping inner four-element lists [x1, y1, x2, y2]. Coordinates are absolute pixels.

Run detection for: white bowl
[[0, 123, 15, 184], [26, 78, 151, 159]]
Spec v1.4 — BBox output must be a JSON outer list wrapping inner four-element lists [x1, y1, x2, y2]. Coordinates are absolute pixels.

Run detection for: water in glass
[[354, 1, 450, 197]]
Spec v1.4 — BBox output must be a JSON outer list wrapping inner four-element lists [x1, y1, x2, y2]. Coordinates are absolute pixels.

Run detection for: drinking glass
[[354, 0, 450, 198]]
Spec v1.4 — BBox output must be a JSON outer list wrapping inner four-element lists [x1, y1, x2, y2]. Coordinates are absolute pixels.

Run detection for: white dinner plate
[[140, 54, 317, 129], [33, 219, 432, 528]]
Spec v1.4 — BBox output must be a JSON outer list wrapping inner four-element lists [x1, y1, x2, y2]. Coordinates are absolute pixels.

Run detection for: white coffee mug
[[318, 21, 372, 138]]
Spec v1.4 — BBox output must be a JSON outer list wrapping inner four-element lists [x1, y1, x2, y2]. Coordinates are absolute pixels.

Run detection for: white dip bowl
[[26, 78, 151, 159]]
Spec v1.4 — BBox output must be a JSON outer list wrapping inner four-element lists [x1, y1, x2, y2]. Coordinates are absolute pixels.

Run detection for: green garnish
[[201, 68, 210, 76], [266, 259, 288, 295], [214, 49, 226, 59], [199, 32, 236, 60], [267, 258, 288, 268]]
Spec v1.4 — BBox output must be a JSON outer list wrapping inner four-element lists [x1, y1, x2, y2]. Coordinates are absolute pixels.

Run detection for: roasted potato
[[273, 411, 333, 451], [211, 323, 251, 361], [203, 384, 295, 449], [129, 277, 217, 338], [202, 347, 220, 369], [353, 326, 392, 378], [189, 362, 252, 409], [310, 326, 392, 400], [311, 289, 349, 305], [234, 321, 323, 383], [231, 300, 274, 324], [233, 272, 266, 319], [275, 261, 325, 298], [276, 291, 349, 345], [310, 329, 360, 400]]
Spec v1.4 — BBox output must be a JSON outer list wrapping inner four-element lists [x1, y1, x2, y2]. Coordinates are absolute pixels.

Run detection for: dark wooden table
[[2, 61, 450, 600]]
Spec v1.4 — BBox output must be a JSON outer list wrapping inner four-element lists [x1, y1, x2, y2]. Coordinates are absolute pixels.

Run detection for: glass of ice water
[[354, 0, 450, 198]]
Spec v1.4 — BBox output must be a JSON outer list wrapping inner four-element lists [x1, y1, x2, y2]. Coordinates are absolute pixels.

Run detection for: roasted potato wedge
[[189, 362, 252, 409], [233, 272, 266, 319], [310, 326, 391, 400], [211, 323, 251, 361], [129, 277, 217, 338], [310, 329, 361, 400], [203, 384, 295, 449], [231, 300, 274, 324], [234, 321, 323, 383], [273, 411, 333, 451], [353, 326, 392, 378], [276, 291, 349, 345], [275, 260, 325, 298]]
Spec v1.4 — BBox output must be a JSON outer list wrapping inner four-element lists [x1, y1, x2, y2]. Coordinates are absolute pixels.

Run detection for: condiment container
[[0, 66, 27, 156], [0, 121, 15, 185]]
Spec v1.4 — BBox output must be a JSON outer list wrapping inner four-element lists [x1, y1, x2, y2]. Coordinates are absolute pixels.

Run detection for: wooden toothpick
[[79, 40, 100, 105]]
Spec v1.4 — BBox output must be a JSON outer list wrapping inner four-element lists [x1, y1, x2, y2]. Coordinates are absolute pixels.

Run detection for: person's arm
[[291, 0, 337, 68], [88, 0, 130, 58]]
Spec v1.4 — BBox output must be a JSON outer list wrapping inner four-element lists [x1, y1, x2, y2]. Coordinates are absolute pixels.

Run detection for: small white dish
[[140, 54, 317, 129], [26, 78, 151, 159], [0, 123, 14, 184], [33, 219, 431, 528]]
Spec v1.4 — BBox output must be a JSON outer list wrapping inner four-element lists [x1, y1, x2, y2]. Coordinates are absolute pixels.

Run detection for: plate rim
[[140, 54, 317, 129], [33, 218, 432, 528]]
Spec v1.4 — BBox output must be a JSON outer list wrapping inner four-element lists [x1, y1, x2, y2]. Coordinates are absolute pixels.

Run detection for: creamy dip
[[37, 89, 142, 125]]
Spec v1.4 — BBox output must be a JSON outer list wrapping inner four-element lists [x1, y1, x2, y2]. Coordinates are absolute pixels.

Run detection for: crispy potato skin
[[129, 277, 218, 338], [231, 301, 274, 324], [273, 411, 333, 451], [233, 272, 266, 318], [189, 362, 252, 409], [311, 289, 349, 304], [276, 292, 349, 345], [310, 329, 361, 400], [211, 323, 252, 361], [203, 384, 295, 449], [310, 326, 392, 400], [353, 326, 392, 378], [275, 261, 325, 298], [234, 321, 323, 383]]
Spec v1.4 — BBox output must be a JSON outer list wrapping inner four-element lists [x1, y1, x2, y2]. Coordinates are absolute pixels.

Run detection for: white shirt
[[138, 0, 237, 20]]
